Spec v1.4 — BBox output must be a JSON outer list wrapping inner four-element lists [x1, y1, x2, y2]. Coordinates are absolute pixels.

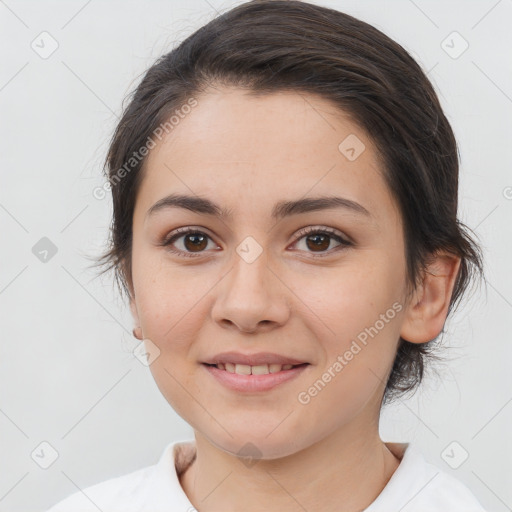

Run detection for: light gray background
[[1, 0, 511, 510]]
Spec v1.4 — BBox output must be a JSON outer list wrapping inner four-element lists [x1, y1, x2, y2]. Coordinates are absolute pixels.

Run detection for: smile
[[202, 362, 310, 392], [206, 362, 307, 374]]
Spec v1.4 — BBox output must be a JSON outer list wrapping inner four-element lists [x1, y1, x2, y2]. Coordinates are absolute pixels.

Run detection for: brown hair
[[91, 0, 484, 405]]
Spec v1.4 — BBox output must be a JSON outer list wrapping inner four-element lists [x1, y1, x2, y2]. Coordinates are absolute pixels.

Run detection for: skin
[[128, 87, 461, 512]]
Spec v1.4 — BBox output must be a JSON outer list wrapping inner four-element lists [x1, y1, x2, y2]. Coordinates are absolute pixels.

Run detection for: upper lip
[[202, 351, 309, 366]]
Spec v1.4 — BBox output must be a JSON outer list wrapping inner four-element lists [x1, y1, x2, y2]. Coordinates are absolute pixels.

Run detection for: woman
[[47, 0, 485, 510]]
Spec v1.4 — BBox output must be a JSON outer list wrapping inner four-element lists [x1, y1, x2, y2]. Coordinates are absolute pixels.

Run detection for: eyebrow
[[146, 193, 373, 221]]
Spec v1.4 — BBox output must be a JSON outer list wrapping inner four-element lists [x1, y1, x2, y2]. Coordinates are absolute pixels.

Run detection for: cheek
[[131, 246, 209, 343], [289, 258, 398, 336], [289, 258, 403, 389], [292, 271, 402, 433], [137, 286, 206, 354]]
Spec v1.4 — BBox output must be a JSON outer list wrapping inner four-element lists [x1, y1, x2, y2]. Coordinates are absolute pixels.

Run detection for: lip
[[202, 351, 308, 366], [203, 363, 309, 392]]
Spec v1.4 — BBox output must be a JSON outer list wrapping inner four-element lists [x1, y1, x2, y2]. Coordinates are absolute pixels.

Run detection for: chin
[[204, 425, 307, 461]]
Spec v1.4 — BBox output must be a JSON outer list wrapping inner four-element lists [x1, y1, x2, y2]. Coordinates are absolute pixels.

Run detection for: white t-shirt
[[46, 439, 486, 511]]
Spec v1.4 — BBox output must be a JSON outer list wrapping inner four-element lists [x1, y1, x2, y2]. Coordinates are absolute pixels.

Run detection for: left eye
[[291, 227, 352, 257]]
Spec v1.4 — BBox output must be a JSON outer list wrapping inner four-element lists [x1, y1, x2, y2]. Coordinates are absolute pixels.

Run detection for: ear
[[400, 252, 461, 344]]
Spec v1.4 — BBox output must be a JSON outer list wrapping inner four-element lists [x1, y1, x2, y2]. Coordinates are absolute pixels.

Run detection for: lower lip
[[202, 363, 309, 392]]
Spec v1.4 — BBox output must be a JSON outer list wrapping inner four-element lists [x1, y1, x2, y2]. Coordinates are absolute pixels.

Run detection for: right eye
[[161, 227, 219, 258]]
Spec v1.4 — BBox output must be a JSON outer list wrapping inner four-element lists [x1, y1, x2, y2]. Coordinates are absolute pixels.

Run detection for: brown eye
[[182, 232, 208, 252], [162, 228, 217, 258], [305, 233, 331, 252], [292, 227, 352, 257]]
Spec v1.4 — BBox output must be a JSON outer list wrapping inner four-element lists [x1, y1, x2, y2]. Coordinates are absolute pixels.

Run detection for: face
[[129, 88, 410, 459]]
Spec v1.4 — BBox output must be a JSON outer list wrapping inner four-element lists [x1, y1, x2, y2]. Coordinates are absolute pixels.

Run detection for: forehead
[[135, 88, 400, 227]]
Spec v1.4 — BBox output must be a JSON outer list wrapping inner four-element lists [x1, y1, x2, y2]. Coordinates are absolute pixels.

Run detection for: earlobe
[[400, 252, 461, 344]]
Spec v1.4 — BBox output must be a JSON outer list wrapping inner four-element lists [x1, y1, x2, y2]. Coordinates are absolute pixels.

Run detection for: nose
[[211, 252, 291, 334]]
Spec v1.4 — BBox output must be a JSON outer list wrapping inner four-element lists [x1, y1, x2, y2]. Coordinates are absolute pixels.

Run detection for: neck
[[179, 420, 401, 512]]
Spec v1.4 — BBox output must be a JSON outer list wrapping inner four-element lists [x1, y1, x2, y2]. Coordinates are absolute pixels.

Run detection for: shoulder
[[45, 440, 196, 512], [366, 442, 486, 512], [419, 469, 486, 510]]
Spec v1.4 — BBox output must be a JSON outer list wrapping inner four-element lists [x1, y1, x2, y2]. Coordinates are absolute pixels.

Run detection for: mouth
[[201, 362, 310, 392], [203, 362, 309, 375]]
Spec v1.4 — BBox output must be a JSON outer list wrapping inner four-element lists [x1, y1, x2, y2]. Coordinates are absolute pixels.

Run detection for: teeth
[[251, 364, 269, 375], [269, 364, 282, 373], [215, 363, 299, 374], [235, 364, 251, 375]]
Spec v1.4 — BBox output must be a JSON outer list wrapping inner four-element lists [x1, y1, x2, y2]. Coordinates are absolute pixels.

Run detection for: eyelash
[[160, 226, 353, 259]]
